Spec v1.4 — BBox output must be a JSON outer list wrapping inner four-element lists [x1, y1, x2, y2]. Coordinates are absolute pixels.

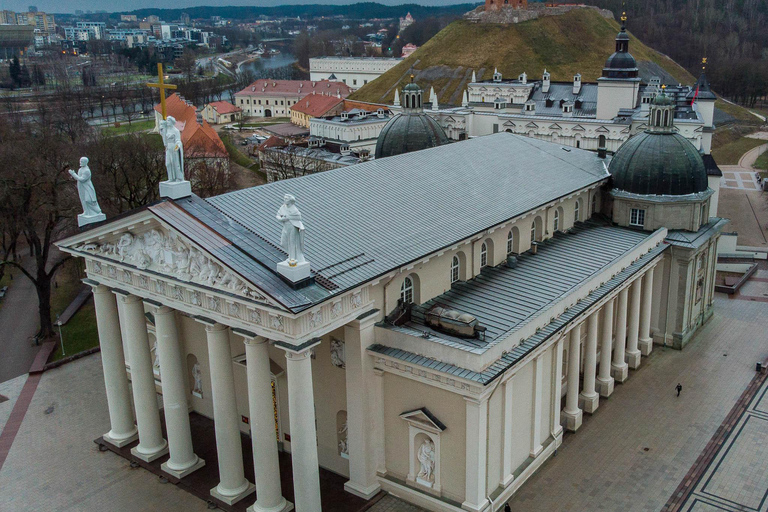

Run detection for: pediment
[[526, 122, 539, 129], [60, 212, 277, 308], [595, 126, 610, 133], [572, 124, 585, 132], [548, 123, 563, 130], [400, 408, 446, 433], [620, 126, 631, 134], [503, 120, 516, 127]]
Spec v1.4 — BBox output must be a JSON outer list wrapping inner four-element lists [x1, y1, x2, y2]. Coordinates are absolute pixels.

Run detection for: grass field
[[753, 150, 768, 171], [101, 119, 155, 136], [49, 260, 98, 363], [711, 137, 767, 165], [221, 133, 258, 169]]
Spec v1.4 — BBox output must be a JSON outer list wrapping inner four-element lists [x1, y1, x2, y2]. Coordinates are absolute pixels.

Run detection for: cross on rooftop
[[146, 62, 177, 120]]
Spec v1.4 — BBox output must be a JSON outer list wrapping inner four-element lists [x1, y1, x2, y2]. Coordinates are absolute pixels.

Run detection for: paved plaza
[[0, 294, 765, 512]]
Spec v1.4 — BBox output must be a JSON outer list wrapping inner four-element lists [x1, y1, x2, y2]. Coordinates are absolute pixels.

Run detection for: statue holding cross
[[148, 63, 192, 200]]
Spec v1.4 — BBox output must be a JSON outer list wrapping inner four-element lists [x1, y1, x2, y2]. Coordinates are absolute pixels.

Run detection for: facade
[[235, 79, 353, 118], [202, 101, 242, 125], [289, 94, 344, 128], [310, 103, 392, 155], [420, 22, 722, 214], [258, 137, 361, 182], [401, 43, 419, 58], [309, 57, 403, 90]]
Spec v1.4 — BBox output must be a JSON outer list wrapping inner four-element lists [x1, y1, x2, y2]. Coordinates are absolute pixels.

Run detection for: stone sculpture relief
[[151, 340, 161, 377], [338, 421, 348, 456], [75, 227, 268, 302], [330, 338, 345, 368], [417, 439, 436, 486], [350, 292, 362, 309], [309, 310, 322, 329], [191, 363, 203, 398], [331, 301, 342, 319], [270, 315, 284, 332]]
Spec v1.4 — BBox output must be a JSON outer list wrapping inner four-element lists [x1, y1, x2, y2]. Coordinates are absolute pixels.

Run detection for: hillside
[[351, 8, 697, 106]]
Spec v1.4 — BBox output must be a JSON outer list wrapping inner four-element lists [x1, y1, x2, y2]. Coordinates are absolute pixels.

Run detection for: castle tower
[[596, 12, 641, 119]]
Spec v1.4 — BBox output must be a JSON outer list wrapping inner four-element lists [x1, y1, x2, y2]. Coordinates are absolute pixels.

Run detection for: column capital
[[347, 309, 380, 330], [117, 292, 142, 304], [276, 337, 321, 357], [154, 305, 174, 316], [90, 282, 110, 295], [241, 334, 269, 347], [195, 316, 227, 332], [463, 394, 490, 406]]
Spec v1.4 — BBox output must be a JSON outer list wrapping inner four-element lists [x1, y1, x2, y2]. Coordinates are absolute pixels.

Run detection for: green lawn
[[753, 150, 768, 171], [711, 137, 767, 165], [235, 118, 290, 128], [221, 133, 257, 168], [102, 119, 155, 136], [49, 260, 98, 362]]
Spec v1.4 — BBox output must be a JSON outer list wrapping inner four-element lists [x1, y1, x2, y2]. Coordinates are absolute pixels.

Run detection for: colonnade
[[91, 285, 314, 511], [562, 267, 655, 431]]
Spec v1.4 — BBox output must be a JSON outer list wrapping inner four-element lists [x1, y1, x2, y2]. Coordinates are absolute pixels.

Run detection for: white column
[[550, 338, 564, 442], [92, 285, 137, 448], [155, 306, 204, 478], [284, 344, 322, 512], [502, 377, 514, 487], [611, 288, 629, 382], [596, 299, 615, 397], [638, 268, 655, 356], [205, 322, 255, 505], [626, 279, 642, 369], [463, 396, 489, 512], [530, 354, 543, 457], [343, 315, 382, 500], [120, 294, 168, 462], [372, 368, 386, 476], [241, 335, 291, 512], [563, 323, 582, 432], [579, 313, 599, 414]]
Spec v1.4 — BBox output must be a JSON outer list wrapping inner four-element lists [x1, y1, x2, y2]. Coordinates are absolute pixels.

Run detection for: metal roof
[[370, 236, 668, 385], [529, 82, 598, 118], [197, 133, 610, 305]]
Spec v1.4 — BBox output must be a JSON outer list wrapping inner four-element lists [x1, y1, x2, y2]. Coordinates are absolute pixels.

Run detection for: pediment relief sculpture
[[74, 226, 269, 303]]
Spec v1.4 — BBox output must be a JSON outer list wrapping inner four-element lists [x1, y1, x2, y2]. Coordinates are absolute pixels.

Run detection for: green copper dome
[[609, 131, 708, 196], [374, 112, 449, 159]]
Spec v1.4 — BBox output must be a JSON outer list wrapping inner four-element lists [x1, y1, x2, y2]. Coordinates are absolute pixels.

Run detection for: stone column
[[626, 279, 643, 369], [284, 343, 322, 512], [579, 313, 599, 414], [372, 368, 386, 476], [344, 314, 382, 500], [154, 306, 204, 478], [563, 323, 582, 432], [204, 322, 255, 505], [92, 285, 137, 448], [239, 334, 291, 512], [550, 338, 564, 442], [463, 396, 489, 512], [501, 377, 514, 487], [611, 288, 629, 382], [596, 299, 615, 397], [120, 294, 168, 462], [638, 268, 655, 356], [530, 354, 544, 457]]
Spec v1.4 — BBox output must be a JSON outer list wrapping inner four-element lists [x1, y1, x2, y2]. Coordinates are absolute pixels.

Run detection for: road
[[0, 261, 40, 384]]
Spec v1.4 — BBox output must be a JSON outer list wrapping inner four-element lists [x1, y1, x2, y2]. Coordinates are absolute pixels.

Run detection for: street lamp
[[56, 314, 65, 357]]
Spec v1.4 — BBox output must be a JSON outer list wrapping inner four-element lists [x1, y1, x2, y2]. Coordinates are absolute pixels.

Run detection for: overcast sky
[[1, 0, 470, 14]]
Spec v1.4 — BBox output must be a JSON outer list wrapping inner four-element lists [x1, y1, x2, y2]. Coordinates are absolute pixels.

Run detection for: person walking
[[676, 383, 683, 397], [504, 503, 512, 512]]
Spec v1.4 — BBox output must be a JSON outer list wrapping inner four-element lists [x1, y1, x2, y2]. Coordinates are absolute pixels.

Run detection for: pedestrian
[[676, 383, 682, 397], [504, 504, 512, 512]]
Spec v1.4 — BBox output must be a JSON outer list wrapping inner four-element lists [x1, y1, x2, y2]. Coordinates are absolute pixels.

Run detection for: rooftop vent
[[424, 305, 487, 340]]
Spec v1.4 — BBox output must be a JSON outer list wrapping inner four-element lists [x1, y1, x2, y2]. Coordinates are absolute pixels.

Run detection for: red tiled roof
[[257, 135, 286, 151], [341, 99, 389, 112], [208, 101, 242, 115], [235, 79, 353, 99], [291, 94, 344, 117], [155, 93, 227, 159]]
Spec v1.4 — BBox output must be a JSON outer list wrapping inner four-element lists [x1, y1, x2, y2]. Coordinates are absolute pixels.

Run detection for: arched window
[[507, 229, 514, 254], [530, 222, 536, 243], [574, 200, 581, 222], [598, 134, 606, 148], [451, 256, 460, 283], [400, 277, 414, 304], [553, 209, 560, 231], [480, 243, 488, 268]]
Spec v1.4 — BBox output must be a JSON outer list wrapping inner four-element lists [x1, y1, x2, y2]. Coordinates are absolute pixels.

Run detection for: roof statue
[[394, 88, 400, 107], [276, 194, 310, 283], [158, 116, 192, 200], [69, 156, 106, 228], [462, 89, 469, 108], [471, 70, 477, 83]]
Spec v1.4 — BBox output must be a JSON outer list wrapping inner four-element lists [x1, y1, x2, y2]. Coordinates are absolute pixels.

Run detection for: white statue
[[192, 362, 203, 397], [417, 439, 436, 483], [330, 339, 345, 368], [151, 340, 161, 376], [69, 157, 103, 218], [276, 194, 306, 266], [338, 421, 348, 455], [160, 116, 185, 182]]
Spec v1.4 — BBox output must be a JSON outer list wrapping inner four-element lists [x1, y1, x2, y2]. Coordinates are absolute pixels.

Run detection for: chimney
[[519, 72, 527, 85], [542, 69, 550, 93], [573, 73, 582, 95]]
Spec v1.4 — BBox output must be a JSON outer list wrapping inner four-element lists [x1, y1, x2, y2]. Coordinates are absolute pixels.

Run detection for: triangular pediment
[[595, 126, 610, 133], [620, 126, 631, 134], [503, 120, 516, 127], [572, 124, 585, 132], [526, 122, 539, 128], [58, 210, 279, 309], [549, 123, 563, 130], [400, 408, 446, 433]]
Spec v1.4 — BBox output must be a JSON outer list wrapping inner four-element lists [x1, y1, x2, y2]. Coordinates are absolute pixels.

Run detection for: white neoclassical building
[[309, 57, 403, 90], [57, 105, 724, 511]]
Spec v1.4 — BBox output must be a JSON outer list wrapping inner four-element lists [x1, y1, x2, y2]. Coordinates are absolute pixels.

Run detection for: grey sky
[[2, 0, 470, 15]]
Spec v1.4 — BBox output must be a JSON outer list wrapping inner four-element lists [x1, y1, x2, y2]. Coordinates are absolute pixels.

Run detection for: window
[[630, 208, 645, 227], [574, 201, 580, 222], [530, 222, 536, 242], [400, 277, 414, 304], [364, 80, 368, 85], [451, 256, 460, 283], [480, 243, 488, 267], [493, 124, 499, 133], [353, 79, 357, 86], [507, 230, 514, 254], [553, 210, 560, 231], [592, 195, 597, 214]]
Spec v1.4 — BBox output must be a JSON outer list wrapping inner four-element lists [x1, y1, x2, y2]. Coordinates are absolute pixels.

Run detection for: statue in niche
[[417, 439, 436, 484], [68, 157, 103, 218], [160, 116, 185, 182], [191, 363, 203, 398], [151, 340, 161, 376], [276, 194, 306, 266], [338, 421, 348, 456], [330, 339, 345, 368]]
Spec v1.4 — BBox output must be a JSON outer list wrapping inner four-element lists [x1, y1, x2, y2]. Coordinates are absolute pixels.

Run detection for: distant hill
[[350, 8, 697, 106]]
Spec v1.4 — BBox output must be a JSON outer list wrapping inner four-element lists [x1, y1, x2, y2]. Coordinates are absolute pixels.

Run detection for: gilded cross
[[146, 62, 177, 119], [702, 57, 707, 70]]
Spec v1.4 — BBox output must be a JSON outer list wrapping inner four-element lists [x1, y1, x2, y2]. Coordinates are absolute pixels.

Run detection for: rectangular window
[[630, 208, 646, 227], [493, 124, 499, 133], [364, 80, 368, 85], [353, 79, 357, 86]]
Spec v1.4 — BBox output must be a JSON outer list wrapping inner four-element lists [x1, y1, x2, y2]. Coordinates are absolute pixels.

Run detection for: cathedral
[[56, 20, 725, 512]]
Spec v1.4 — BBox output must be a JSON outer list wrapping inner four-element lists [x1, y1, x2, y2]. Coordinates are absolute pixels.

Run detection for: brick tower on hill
[[485, 0, 527, 11]]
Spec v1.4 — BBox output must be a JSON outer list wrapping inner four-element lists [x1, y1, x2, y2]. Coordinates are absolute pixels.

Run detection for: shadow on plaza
[[96, 411, 378, 512]]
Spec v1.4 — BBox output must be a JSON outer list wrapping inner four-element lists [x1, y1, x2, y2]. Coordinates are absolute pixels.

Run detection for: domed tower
[[375, 76, 449, 159], [596, 12, 642, 119], [608, 91, 713, 232]]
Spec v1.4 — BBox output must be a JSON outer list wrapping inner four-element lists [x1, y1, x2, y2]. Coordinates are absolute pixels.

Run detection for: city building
[[289, 94, 344, 128], [309, 57, 403, 90], [309, 100, 393, 156], [401, 43, 418, 58], [202, 101, 242, 125], [399, 12, 415, 32], [258, 136, 361, 182], [234, 79, 353, 118]]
